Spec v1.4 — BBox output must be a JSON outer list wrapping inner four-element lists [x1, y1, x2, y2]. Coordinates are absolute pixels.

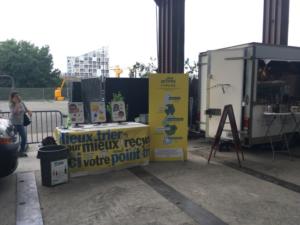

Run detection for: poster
[[149, 74, 188, 161], [51, 159, 68, 185], [90, 102, 106, 123], [56, 123, 150, 175], [111, 101, 126, 122], [68, 102, 84, 124]]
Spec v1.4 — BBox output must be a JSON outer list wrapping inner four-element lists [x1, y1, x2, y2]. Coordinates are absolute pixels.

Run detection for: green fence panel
[[0, 88, 67, 101], [0, 88, 11, 100]]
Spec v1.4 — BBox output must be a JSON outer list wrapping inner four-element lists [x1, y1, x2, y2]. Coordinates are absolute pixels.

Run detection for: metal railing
[[0, 110, 64, 144]]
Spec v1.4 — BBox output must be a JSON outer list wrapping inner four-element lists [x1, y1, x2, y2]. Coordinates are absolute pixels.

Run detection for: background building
[[67, 47, 109, 78]]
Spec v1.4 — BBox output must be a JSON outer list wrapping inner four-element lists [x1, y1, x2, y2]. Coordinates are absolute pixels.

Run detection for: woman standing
[[9, 92, 32, 157]]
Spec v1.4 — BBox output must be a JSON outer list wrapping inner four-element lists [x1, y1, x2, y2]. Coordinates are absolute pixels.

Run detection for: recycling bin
[[37, 145, 69, 187]]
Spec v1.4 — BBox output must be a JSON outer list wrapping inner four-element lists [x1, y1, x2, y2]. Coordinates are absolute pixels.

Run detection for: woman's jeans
[[15, 125, 27, 152]]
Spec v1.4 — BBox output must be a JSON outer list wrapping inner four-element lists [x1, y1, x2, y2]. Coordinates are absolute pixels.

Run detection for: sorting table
[[263, 112, 292, 160], [55, 122, 150, 176]]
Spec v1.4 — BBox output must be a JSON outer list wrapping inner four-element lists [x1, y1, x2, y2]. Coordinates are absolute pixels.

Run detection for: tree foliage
[[184, 58, 198, 78], [128, 57, 198, 78], [128, 57, 157, 78], [0, 39, 61, 87]]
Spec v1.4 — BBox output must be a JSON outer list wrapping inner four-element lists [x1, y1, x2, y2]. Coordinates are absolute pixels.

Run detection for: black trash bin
[[37, 145, 69, 187]]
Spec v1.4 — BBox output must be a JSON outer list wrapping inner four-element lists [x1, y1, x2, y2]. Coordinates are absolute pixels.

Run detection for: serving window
[[256, 60, 300, 106]]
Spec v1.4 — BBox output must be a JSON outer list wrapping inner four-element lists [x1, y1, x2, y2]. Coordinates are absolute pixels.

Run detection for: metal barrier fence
[[0, 110, 64, 144]]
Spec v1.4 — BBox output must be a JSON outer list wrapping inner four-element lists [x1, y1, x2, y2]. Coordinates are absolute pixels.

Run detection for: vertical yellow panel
[[149, 74, 189, 161]]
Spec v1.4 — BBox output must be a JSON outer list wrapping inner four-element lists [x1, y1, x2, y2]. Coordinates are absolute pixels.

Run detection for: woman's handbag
[[22, 102, 31, 126], [23, 113, 31, 126]]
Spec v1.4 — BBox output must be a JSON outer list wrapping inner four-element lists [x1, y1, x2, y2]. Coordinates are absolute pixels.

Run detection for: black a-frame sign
[[207, 104, 245, 167]]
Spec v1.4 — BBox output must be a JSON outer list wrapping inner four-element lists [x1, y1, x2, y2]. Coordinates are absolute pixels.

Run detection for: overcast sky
[[0, 0, 299, 76]]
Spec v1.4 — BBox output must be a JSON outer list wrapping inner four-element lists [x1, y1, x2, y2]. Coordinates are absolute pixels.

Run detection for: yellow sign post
[[149, 74, 188, 161], [55, 123, 150, 176]]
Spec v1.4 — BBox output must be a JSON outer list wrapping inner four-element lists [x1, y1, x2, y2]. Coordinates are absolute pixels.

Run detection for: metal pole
[[263, 0, 289, 45], [154, 0, 185, 73]]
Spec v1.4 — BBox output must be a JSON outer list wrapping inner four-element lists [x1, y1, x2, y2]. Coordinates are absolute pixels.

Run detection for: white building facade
[[67, 47, 109, 78]]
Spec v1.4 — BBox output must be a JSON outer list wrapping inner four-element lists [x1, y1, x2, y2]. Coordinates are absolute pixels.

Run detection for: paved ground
[[0, 174, 16, 225], [190, 139, 300, 186], [1, 142, 300, 225], [1, 101, 300, 225]]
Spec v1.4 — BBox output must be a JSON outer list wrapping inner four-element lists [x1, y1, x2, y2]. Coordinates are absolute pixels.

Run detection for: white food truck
[[198, 43, 300, 146]]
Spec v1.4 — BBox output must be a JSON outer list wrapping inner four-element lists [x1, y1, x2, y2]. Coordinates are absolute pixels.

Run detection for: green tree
[[129, 57, 157, 78], [128, 58, 198, 78], [184, 58, 198, 78], [0, 39, 61, 87]]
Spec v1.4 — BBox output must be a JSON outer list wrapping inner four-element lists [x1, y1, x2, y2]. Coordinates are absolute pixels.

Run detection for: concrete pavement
[[145, 155, 300, 225], [1, 142, 300, 225], [0, 174, 16, 225]]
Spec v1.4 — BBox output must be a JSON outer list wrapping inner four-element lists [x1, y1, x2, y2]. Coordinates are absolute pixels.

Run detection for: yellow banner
[[55, 124, 150, 175], [149, 74, 188, 161]]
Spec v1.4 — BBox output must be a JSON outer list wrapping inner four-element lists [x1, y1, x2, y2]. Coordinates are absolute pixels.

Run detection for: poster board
[[68, 102, 84, 124], [56, 123, 150, 176], [149, 74, 188, 161], [111, 101, 126, 122], [90, 102, 106, 123]]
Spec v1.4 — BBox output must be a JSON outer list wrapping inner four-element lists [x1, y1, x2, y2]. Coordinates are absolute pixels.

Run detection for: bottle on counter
[[67, 116, 72, 128]]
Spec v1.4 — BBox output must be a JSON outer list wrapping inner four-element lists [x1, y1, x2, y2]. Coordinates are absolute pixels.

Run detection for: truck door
[[206, 49, 245, 139]]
